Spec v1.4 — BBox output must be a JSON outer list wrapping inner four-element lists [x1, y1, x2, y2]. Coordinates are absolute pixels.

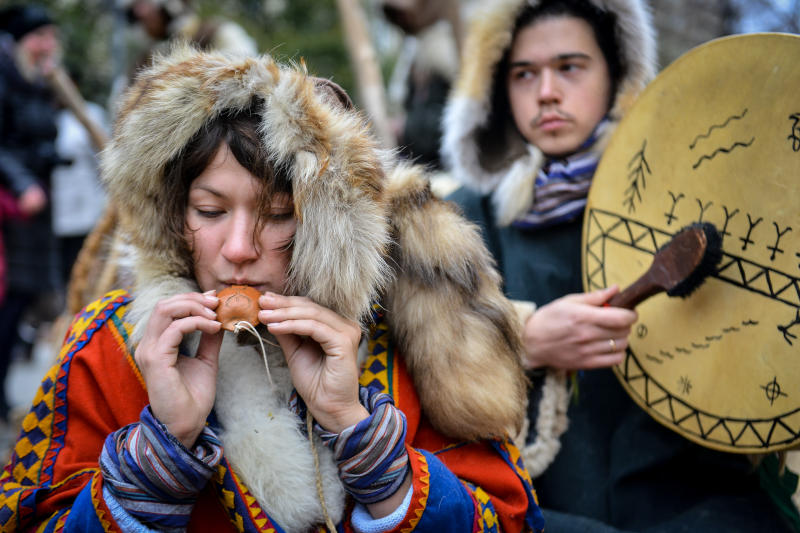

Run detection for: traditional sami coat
[[0, 292, 545, 532]]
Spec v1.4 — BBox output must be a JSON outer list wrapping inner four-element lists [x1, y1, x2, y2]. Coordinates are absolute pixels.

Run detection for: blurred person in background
[[51, 100, 109, 288], [0, 4, 62, 423], [117, 0, 256, 89], [382, 0, 460, 171]]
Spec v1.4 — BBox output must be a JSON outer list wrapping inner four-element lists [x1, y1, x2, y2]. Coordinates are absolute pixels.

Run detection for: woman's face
[[185, 143, 295, 294]]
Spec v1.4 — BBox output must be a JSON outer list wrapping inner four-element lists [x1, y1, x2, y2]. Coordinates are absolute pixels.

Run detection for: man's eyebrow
[[509, 52, 593, 68]]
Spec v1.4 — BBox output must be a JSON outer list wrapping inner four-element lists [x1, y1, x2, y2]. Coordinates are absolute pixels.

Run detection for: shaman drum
[[582, 33, 800, 453]]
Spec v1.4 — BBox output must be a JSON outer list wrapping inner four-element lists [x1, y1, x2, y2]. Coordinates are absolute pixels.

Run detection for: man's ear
[[311, 77, 354, 111]]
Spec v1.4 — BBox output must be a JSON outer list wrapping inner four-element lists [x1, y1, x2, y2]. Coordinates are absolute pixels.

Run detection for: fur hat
[[441, 0, 657, 226], [0, 4, 53, 42], [103, 45, 527, 442]]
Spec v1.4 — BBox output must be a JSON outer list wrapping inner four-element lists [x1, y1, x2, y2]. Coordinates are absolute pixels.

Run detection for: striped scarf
[[513, 118, 609, 230]]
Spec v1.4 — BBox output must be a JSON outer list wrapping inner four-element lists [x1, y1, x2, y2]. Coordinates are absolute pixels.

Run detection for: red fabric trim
[[393, 350, 530, 533], [15, 297, 530, 532], [392, 447, 430, 532]]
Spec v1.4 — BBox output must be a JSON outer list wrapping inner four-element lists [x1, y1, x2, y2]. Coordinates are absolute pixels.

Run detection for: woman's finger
[[147, 293, 219, 332], [259, 293, 357, 333], [267, 319, 342, 352], [138, 316, 221, 369], [195, 328, 225, 365]]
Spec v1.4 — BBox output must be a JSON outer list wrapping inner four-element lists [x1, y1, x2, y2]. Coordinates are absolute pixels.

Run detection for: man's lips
[[536, 114, 569, 131]]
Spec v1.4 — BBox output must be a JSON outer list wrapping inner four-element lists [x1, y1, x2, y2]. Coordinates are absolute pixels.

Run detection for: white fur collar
[[127, 279, 345, 532]]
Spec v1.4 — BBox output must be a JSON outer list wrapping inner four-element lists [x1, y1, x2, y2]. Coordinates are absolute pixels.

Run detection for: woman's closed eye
[[192, 206, 226, 219], [268, 211, 293, 221]]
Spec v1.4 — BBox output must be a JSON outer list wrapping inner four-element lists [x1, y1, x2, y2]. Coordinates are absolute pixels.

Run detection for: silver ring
[[609, 338, 617, 352]]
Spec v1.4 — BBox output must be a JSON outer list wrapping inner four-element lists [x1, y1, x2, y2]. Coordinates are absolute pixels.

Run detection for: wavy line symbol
[[692, 137, 755, 169], [689, 108, 748, 149]]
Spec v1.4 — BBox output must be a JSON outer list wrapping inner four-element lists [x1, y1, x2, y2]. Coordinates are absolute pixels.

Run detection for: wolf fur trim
[[441, 0, 656, 225], [384, 164, 528, 439], [109, 46, 525, 448], [103, 45, 391, 323]]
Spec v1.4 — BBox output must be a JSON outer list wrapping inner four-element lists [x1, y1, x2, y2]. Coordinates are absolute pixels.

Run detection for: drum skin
[[583, 33, 800, 453]]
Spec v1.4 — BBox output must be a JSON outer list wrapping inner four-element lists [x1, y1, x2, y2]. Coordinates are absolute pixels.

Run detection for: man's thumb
[[583, 285, 620, 306]]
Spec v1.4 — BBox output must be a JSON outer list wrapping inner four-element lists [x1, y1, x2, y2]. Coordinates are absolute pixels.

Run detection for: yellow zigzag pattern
[[89, 473, 113, 532], [401, 454, 430, 532], [473, 486, 499, 531]]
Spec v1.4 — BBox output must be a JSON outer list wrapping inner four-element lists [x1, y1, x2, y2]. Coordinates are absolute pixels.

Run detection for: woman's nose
[[221, 213, 259, 263]]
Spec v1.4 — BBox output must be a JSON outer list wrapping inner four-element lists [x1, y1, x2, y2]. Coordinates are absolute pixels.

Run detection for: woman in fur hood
[[0, 47, 544, 532], [442, 0, 792, 531]]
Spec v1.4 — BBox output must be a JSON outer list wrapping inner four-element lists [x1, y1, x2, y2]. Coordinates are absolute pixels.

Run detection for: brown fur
[[102, 47, 526, 441], [103, 46, 391, 322], [384, 164, 527, 439]]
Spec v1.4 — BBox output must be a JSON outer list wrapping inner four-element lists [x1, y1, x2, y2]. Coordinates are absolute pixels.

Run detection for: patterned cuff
[[99, 406, 223, 531], [318, 387, 410, 504]]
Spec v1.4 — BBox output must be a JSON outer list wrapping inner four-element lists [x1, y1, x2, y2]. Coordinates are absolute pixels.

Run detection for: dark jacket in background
[[0, 39, 61, 293]]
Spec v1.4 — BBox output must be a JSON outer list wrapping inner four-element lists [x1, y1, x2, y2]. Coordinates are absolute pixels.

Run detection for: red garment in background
[[0, 186, 22, 305]]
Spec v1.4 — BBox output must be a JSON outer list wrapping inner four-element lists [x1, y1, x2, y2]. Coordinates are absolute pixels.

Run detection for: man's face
[[506, 15, 612, 158], [18, 24, 60, 76]]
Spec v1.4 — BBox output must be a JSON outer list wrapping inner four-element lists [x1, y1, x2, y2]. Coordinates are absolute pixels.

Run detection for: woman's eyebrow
[[189, 184, 225, 197]]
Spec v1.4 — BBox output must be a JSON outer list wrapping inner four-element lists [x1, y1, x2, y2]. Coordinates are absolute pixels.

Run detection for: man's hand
[[523, 285, 637, 370]]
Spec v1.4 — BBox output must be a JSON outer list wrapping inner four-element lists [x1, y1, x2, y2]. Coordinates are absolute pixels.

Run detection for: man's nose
[[537, 69, 560, 104]]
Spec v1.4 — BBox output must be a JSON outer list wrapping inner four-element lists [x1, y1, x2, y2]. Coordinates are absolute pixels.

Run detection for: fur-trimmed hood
[[441, 0, 656, 225], [104, 45, 392, 324], [102, 45, 526, 485]]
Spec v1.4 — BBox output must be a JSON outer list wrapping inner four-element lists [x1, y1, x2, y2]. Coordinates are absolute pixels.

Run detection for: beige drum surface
[[583, 33, 800, 453]]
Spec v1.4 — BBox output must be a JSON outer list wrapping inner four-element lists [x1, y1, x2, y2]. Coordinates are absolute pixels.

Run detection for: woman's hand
[[523, 285, 637, 370], [134, 291, 223, 448], [259, 292, 367, 433]]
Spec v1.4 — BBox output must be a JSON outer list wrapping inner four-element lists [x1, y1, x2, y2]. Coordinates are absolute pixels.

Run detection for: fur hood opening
[[103, 46, 393, 325], [441, 0, 657, 225]]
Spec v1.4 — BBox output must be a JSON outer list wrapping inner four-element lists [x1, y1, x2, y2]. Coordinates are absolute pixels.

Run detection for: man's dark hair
[[476, 0, 624, 168]]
